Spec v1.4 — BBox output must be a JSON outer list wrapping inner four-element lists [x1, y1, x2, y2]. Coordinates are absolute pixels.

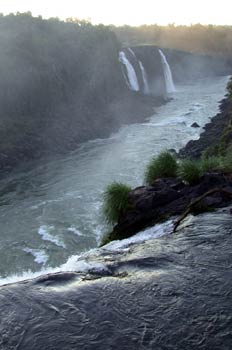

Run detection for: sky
[[0, 0, 231, 26]]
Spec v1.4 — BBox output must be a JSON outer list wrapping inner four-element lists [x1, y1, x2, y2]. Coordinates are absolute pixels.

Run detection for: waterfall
[[158, 49, 176, 94], [138, 61, 150, 94], [128, 48, 150, 95], [128, 47, 137, 58], [119, 51, 139, 92]]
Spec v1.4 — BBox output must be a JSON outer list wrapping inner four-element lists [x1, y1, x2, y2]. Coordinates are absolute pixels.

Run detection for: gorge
[[0, 14, 230, 173], [0, 13, 231, 350]]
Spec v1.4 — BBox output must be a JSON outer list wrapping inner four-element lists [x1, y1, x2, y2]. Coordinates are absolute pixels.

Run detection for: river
[[0, 75, 228, 280]]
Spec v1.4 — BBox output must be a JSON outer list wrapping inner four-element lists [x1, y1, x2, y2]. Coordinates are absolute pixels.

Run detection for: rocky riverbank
[[104, 94, 232, 244], [179, 96, 232, 158]]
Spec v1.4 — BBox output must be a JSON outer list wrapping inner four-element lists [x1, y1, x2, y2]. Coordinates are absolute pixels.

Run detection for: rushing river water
[[1, 208, 232, 349], [0, 76, 229, 279]]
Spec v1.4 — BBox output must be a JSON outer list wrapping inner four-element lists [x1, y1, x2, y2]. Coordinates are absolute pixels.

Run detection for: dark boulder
[[191, 122, 200, 128]]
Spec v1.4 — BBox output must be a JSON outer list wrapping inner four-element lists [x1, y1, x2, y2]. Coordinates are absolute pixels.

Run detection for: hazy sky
[[0, 0, 231, 26]]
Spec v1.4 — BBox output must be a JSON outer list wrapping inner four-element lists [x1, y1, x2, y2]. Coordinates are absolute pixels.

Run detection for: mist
[[0, 12, 231, 173]]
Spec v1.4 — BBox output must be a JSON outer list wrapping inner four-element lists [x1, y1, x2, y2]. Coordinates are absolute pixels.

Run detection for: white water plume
[[128, 48, 150, 94], [159, 49, 176, 94], [139, 61, 150, 94], [119, 51, 139, 91]]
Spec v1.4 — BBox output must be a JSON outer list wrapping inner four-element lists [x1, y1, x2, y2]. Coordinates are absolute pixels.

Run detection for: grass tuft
[[200, 155, 222, 173], [103, 182, 132, 224], [178, 159, 201, 185], [144, 151, 178, 185]]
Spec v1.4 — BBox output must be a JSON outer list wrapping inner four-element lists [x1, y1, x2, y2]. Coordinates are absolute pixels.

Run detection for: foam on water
[[67, 226, 83, 236], [34, 220, 173, 273], [103, 220, 174, 251], [0, 219, 174, 286], [0, 253, 109, 286], [0, 267, 60, 286], [23, 248, 49, 265], [60, 258, 109, 274], [38, 225, 66, 248], [0, 209, 226, 287]]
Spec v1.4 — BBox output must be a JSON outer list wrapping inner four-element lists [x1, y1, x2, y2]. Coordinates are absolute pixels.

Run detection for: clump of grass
[[200, 155, 222, 173], [103, 182, 132, 224], [144, 151, 178, 185], [201, 147, 232, 173], [178, 159, 201, 185]]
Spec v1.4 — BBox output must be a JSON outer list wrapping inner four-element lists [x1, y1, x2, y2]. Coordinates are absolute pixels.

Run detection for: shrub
[[178, 159, 201, 185], [144, 151, 178, 185], [200, 148, 232, 173], [103, 182, 132, 224]]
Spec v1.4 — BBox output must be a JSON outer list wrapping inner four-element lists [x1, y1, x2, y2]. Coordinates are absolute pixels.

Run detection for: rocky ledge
[[104, 93, 232, 245], [105, 172, 232, 243]]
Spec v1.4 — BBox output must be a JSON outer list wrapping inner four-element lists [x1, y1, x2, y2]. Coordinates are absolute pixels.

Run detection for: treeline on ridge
[[112, 24, 232, 57]]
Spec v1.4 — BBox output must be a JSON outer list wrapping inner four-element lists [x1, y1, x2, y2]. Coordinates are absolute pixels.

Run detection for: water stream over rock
[[0, 207, 231, 349]]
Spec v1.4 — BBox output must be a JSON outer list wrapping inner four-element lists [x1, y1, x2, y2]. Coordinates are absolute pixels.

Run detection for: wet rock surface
[[0, 209, 231, 349]]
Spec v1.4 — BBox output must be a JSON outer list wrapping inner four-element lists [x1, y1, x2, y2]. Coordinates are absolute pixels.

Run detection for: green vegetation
[[143, 149, 232, 187], [144, 151, 178, 185], [202, 79, 232, 161], [178, 154, 231, 185], [200, 155, 222, 173], [223, 152, 232, 172], [102, 148, 232, 244], [103, 182, 132, 224], [203, 120, 232, 159], [178, 160, 201, 185]]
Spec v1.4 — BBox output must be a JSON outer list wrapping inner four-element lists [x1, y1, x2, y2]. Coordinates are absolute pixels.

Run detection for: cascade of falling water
[[158, 49, 176, 94], [118, 51, 139, 91], [138, 60, 150, 94], [128, 48, 150, 94]]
